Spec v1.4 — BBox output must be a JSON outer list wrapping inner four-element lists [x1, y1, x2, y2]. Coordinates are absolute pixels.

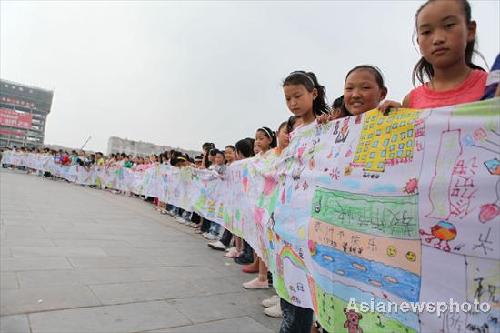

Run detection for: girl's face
[[255, 130, 272, 152], [344, 69, 386, 115], [277, 126, 290, 149], [284, 84, 317, 118], [214, 154, 225, 165], [416, 0, 475, 70], [224, 148, 235, 163]]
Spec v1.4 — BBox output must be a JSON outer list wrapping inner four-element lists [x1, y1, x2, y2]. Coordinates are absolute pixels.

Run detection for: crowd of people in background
[[2, 1, 500, 332], [0, 147, 192, 171]]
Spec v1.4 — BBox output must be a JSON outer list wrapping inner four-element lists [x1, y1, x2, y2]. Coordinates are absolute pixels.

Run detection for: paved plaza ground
[[0, 168, 281, 333]]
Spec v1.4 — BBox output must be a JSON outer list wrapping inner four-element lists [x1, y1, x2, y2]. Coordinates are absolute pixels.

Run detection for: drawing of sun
[[405, 251, 416, 262], [404, 178, 418, 194], [386, 245, 397, 257]]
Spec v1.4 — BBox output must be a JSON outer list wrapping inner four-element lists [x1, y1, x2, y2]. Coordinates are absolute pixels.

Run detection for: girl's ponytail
[[306, 72, 329, 116]]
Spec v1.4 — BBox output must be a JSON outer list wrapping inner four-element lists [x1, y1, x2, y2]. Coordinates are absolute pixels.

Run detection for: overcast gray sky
[[1, 1, 498, 153]]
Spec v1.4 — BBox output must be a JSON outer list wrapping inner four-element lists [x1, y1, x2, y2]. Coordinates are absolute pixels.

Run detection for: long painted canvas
[[3, 98, 499, 333]]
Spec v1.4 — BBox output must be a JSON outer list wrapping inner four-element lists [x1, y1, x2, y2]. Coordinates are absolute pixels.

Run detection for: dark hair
[[209, 148, 218, 157], [278, 121, 288, 134], [256, 126, 277, 148], [169, 150, 182, 161], [170, 156, 179, 166], [202, 142, 215, 152], [225, 145, 236, 151], [345, 65, 387, 91], [170, 154, 188, 167], [330, 95, 351, 118], [412, 0, 484, 85], [169, 149, 178, 158], [283, 71, 329, 116], [235, 137, 255, 158], [332, 95, 344, 109], [286, 116, 297, 134], [202, 146, 212, 168]]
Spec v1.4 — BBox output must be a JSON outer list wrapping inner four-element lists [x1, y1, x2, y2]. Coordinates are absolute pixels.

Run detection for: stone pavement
[[0, 169, 281, 333]]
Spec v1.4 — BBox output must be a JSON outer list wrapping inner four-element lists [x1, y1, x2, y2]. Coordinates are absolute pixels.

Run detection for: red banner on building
[[0, 108, 32, 129], [0, 128, 25, 137]]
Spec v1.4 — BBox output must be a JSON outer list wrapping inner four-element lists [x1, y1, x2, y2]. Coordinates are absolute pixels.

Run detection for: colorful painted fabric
[[3, 99, 499, 333]]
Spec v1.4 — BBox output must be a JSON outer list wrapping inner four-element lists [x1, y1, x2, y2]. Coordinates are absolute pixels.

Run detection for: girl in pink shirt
[[380, 0, 487, 110]]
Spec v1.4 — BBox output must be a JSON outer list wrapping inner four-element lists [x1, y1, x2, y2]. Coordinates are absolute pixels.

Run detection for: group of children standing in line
[[4, 1, 498, 332], [161, 1, 499, 332]]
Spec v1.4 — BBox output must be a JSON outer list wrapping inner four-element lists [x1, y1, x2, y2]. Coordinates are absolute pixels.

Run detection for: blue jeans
[[182, 211, 192, 220], [208, 221, 221, 236]]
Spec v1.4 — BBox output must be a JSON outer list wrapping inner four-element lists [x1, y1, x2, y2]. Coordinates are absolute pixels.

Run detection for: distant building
[[0, 79, 54, 148], [107, 136, 200, 157], [44, 144, 94, 155]]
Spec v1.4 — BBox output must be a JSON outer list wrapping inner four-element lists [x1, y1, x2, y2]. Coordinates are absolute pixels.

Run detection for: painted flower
[[404, 178, 418, 194]]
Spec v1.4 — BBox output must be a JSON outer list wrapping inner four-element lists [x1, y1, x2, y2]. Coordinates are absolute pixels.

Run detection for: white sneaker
[[208, 240, 226, 251], [202, 232, 211, 239], [264, 302, 282, 318], [175, 216, 184, 223], [262, 295, 280, 308], [205, 233, 217, 240]]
